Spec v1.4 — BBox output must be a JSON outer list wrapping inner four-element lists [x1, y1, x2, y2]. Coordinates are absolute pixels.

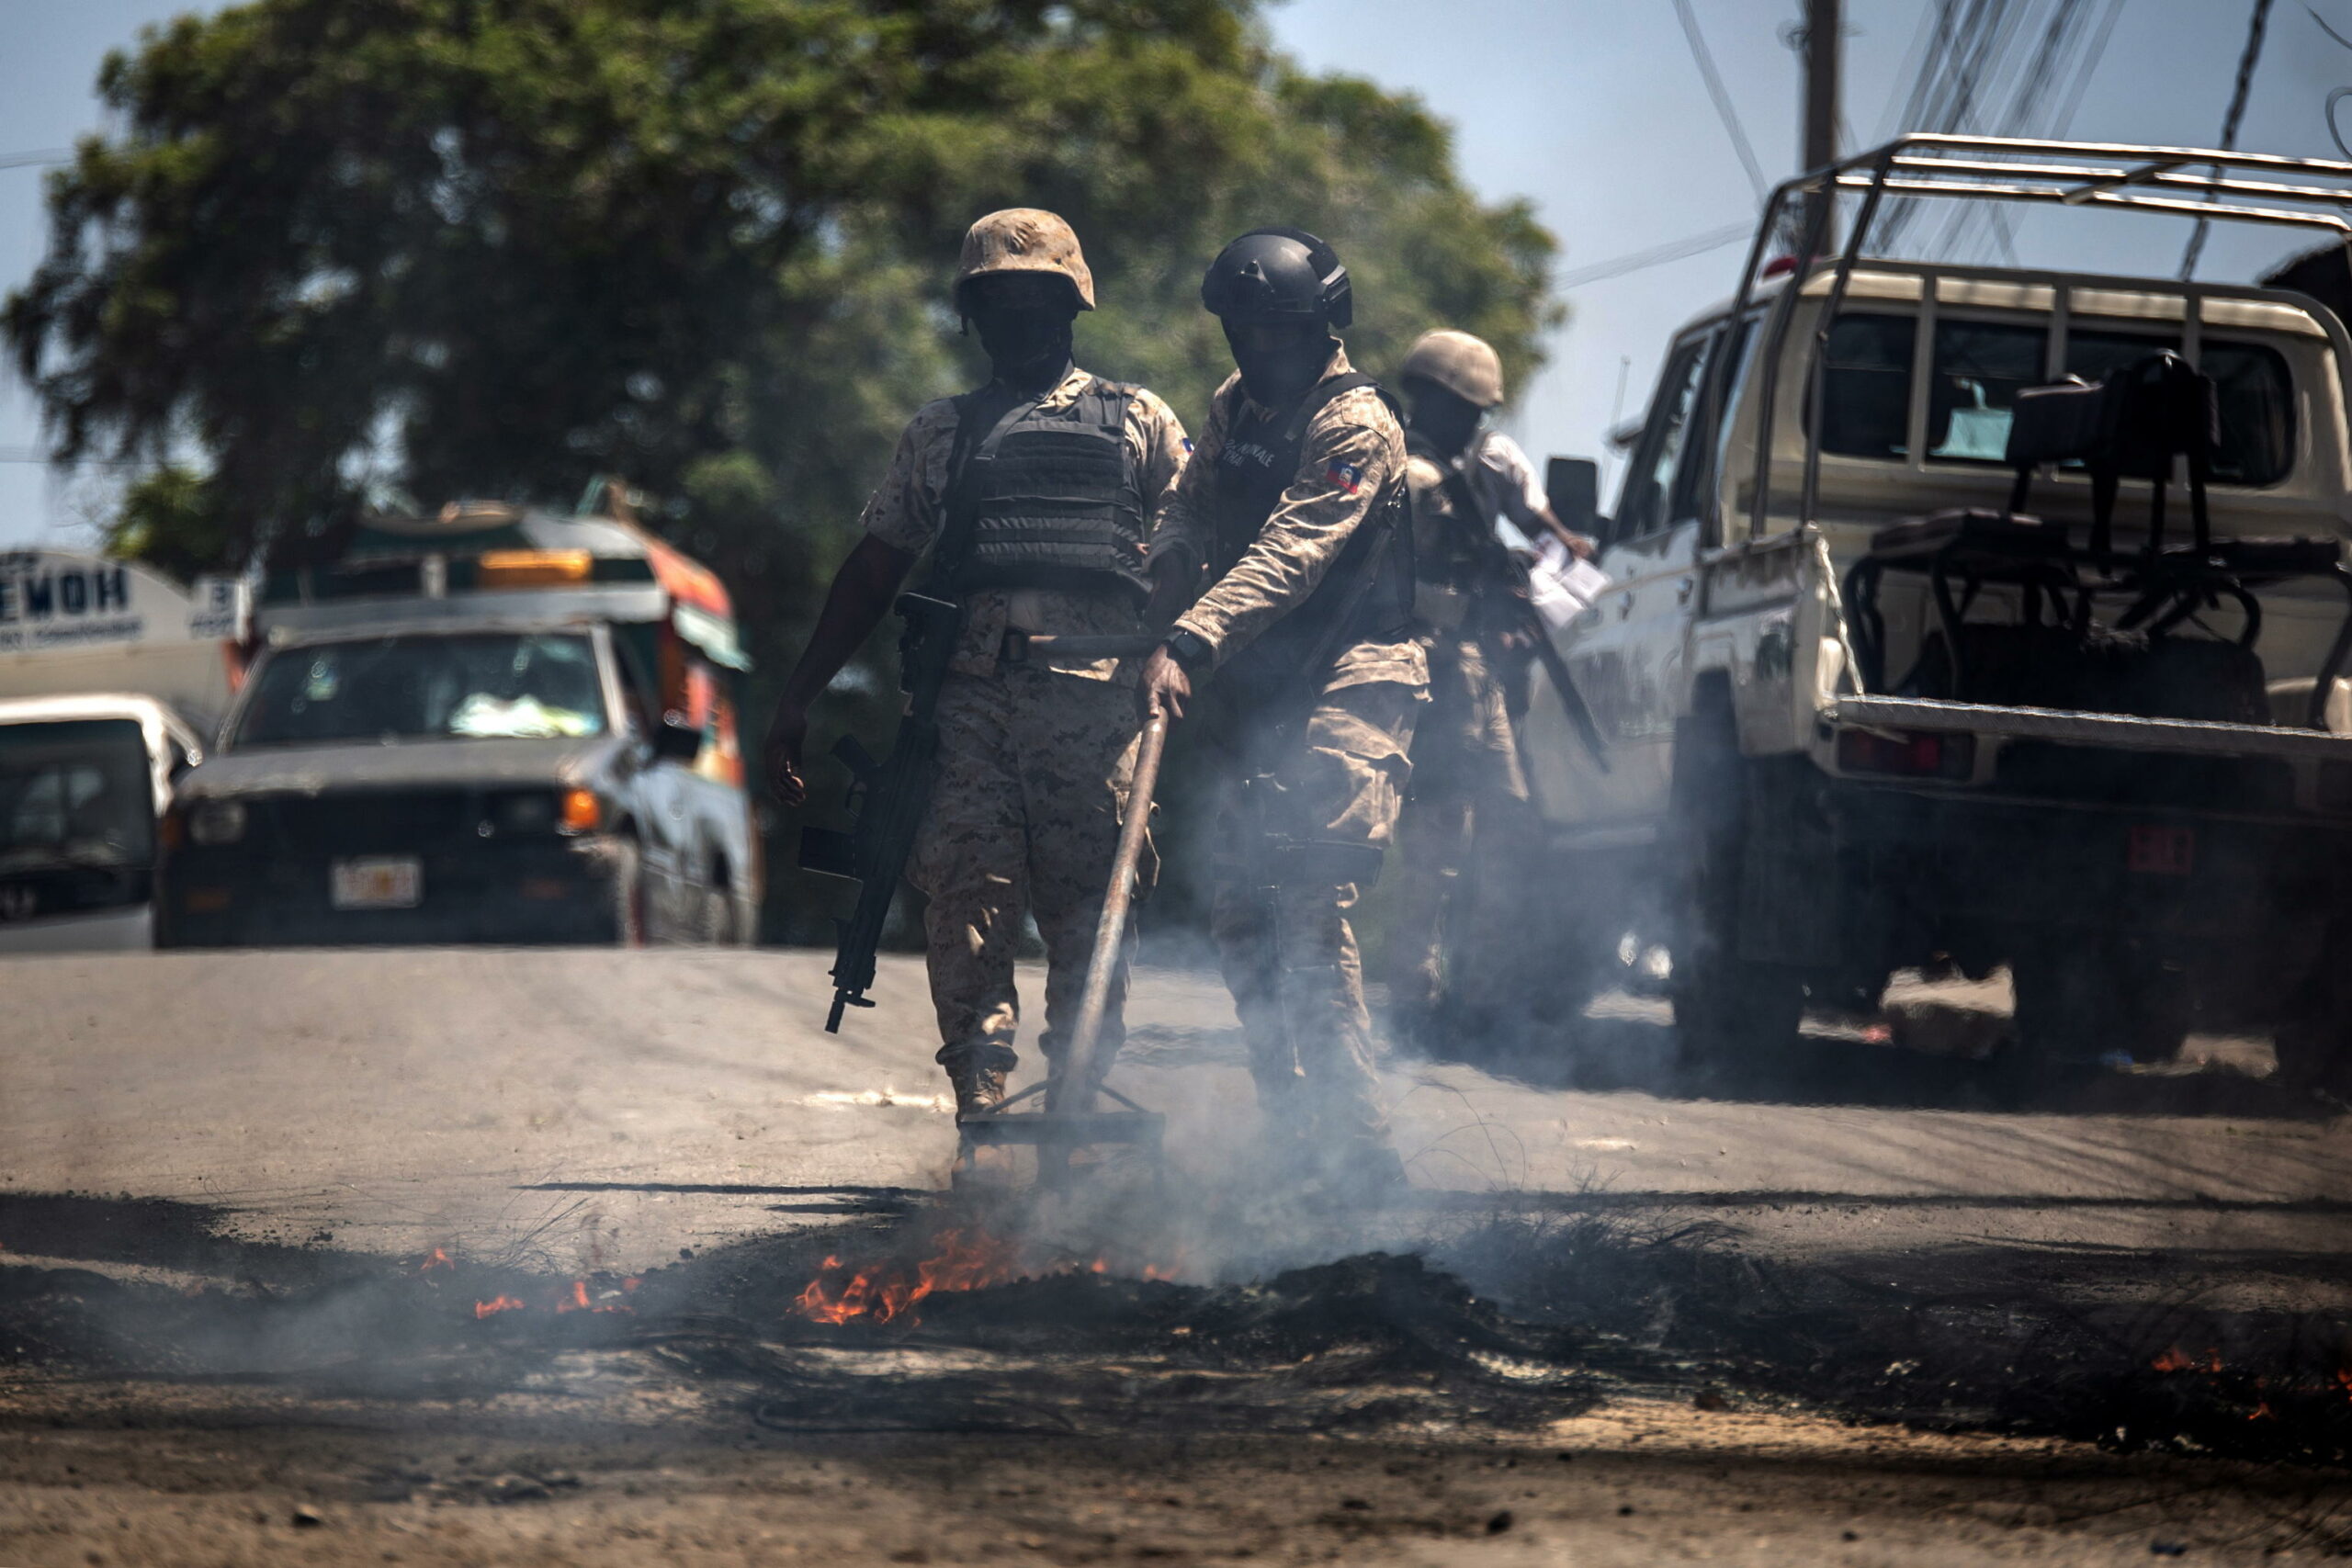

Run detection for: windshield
[[235, 632, 609, 747], [0, 719, 155, 873]]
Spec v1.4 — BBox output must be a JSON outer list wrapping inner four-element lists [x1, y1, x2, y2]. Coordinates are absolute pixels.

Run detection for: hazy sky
[[2, 0, 2348, 546]]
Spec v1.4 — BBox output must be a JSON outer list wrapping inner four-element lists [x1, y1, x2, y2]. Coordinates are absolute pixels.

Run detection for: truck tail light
[[1836, 728, 1975, 781]]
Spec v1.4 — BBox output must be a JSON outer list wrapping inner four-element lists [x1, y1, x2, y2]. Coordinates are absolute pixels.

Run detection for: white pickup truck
[[1517, 136, 2352, 1089]]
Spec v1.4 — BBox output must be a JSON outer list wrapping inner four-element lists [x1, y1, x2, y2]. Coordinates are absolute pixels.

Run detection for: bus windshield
[[236, 633, 609, 747]]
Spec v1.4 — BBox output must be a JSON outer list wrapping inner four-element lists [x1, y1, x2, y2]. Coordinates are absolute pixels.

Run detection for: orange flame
[[421, 1247, 453, 1274], [793, 1231, 1176, 1327], [2152, 1346, 2224, 1374], [474, 1294, 526, 1319]]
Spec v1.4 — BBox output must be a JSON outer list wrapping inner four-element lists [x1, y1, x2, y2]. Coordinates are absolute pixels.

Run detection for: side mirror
[[650, 712, 705, 763], [1546, 456, 1601, 538]]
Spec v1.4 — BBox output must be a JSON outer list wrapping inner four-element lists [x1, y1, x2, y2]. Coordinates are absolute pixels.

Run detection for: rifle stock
[[799, 592, 965, 1032]]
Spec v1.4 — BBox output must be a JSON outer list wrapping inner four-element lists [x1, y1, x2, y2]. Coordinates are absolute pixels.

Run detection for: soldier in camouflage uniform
[[1385, 329, 1551, 1048], [769, 210, 1191, 1116], [1140, 229, 1425, 1194]]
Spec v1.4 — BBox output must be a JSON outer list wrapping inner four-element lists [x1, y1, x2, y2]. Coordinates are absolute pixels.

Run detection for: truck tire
[[600, 838, 646, 947], [695, 869, 737, 946], [1666, 699, 1809, 1085], [2270, 930, 2352, 1096]]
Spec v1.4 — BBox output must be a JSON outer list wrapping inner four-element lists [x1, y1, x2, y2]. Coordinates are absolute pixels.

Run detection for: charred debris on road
[[0, 1186, 2349, 1476]]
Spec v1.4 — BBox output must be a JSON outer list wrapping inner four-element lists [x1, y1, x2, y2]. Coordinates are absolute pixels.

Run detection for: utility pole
[[1800, 0, 1843, 254]]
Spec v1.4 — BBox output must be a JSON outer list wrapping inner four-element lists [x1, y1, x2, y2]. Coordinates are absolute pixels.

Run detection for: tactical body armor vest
[[1209, 371, 1415, 697], [1407, 430, 1518, 637], [956, 377, 1150, 603]]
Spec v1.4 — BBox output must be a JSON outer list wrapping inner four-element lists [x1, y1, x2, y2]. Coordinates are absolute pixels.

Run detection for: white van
[[0, 551, 244, 952]]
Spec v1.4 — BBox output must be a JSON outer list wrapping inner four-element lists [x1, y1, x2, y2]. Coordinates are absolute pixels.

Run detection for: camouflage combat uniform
[[1384, 447, 1537, 1032], [865, 364, 1189, 1082], [1153, 348, 1427, 1166]]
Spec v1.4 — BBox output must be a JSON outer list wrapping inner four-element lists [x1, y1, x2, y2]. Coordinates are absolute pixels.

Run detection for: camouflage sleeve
[[1147, 373, 1236, 579], [1172, 385, 1405, 665], [858, 399, 960, 556], [1125, 386, 1191, 545]]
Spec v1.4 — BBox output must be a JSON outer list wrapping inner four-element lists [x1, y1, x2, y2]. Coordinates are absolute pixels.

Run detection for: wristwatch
[[1162, 628, 1214, 674]]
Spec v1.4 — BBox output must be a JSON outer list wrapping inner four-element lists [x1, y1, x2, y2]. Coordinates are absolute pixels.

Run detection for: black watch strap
[[1163, 629, 1214, 673]]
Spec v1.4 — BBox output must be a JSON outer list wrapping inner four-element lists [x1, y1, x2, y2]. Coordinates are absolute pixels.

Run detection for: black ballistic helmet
[[1200, 228, 1353, 329]]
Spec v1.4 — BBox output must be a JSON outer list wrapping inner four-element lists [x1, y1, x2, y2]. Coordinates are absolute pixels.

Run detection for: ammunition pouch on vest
[[1209, 371, 1415, 702], [960, 377, 1150, 603]]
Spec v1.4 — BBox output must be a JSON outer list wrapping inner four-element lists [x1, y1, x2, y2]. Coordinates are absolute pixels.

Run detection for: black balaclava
[[1224, 319, 1338, 409], [1406, 378, 1483, 460], [963, 274, 1079, 396]]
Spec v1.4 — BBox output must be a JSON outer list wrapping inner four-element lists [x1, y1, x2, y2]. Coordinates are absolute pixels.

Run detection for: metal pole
[[1048, 712, 1169, 1116], [1802, 0, 1843, 254]]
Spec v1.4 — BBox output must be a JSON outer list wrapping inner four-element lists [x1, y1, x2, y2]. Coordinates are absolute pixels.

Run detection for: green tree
[[6, 0, 1558, 933], [7, 0, 1554, 580]]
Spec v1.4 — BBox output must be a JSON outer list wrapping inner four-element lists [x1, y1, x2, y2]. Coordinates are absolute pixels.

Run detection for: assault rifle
[[797, 592, 964, 1032]]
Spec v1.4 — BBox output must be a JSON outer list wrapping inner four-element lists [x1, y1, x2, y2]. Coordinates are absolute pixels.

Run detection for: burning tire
[[1665, 697, 1807, 1085]]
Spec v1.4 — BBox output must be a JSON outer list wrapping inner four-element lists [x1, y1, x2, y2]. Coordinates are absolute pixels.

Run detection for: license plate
[[330, 856, 422, 909], [2126, 825, 2195, 876]]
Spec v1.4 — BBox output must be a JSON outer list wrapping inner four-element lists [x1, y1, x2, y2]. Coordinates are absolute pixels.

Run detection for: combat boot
[[946, 1060, 1008, 1120]]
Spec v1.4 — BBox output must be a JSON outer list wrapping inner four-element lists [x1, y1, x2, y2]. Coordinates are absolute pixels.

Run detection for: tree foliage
[[7, 1, 1554, 592]]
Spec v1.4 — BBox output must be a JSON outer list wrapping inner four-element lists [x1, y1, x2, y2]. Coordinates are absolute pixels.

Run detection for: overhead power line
[[0, 149, 73, 171], [1556, 223, 1753, 289], [1874, 0, 2122, 264], [2181, 0, 2276, 280], [1672, 0, 1770, 202]]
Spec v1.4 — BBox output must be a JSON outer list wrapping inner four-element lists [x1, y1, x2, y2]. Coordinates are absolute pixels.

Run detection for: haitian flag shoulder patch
[[1323, 458, 1363, 496]]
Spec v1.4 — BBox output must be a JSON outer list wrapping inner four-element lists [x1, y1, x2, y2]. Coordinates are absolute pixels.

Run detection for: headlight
[[492, 792, 558, 834], [187, 800, 248, 846]]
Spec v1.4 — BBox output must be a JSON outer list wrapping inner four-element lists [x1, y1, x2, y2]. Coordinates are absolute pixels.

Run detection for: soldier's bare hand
[[1139, 646, 1193, 723], [1566, 532, 1598, 561], [764, 705, 810, 808]]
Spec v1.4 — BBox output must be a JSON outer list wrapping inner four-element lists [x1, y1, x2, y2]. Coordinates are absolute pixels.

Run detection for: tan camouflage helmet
[[1401, 329, 1506, 409], [954, 209, 1096, 311]]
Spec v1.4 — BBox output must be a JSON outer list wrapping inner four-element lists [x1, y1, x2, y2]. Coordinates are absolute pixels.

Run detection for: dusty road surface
[[0, 947, 2348, 1562]]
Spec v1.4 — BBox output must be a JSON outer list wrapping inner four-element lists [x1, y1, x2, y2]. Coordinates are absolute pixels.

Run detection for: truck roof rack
[[1815, 134, 2352, 236]]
